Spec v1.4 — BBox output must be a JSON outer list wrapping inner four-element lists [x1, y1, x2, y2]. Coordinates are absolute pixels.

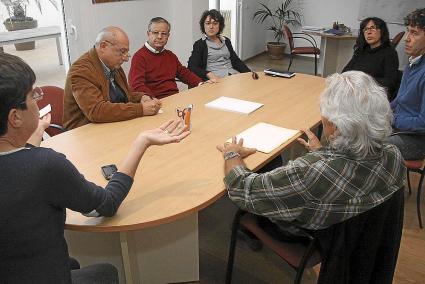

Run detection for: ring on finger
[[164, 129, 169, 134]]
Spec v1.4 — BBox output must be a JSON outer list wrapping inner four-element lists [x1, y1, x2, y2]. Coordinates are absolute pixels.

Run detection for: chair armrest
[[49, 124, 67, 132], [292, 36, 319, 50], [293, 32, 319, 48]]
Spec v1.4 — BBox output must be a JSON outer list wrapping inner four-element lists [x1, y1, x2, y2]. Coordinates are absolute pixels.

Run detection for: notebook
[[205, 96, 263, 114], [228, 122, 300, 153]]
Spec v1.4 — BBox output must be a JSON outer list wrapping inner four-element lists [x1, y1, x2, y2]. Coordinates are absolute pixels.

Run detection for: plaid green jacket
[[224, 144, 406, 230]]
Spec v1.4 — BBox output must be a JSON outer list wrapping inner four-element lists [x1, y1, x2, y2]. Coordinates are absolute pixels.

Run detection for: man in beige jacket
[[63, 26, 161, 130]]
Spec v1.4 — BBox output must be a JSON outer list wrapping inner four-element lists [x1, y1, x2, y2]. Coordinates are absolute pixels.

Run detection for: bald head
[[95, 26, 130, 70], [95, 26, 129, 47]]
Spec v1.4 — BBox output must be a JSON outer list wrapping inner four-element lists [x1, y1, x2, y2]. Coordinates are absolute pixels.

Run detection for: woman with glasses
[[0, 53, 190, 283], [188, 9, 251, 82], [343, 17, 400, 100]]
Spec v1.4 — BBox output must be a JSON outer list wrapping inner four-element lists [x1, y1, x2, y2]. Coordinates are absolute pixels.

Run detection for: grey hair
[[147, 17, 171, 32], [320, 71, 393, 158], [94, 27, 116, 47]]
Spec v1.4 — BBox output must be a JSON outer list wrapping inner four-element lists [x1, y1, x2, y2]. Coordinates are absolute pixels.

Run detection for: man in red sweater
[[129, 17, 203, 99]]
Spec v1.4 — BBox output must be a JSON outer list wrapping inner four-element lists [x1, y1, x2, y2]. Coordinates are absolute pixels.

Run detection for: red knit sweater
[[129, 45, 202, 99]]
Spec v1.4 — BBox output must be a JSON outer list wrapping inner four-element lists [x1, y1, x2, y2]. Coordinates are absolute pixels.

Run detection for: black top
[[314, 188, 403, 284], [0, 146, 133, 283], [342, 44, 400, 99], [188, 37, 251, 81]]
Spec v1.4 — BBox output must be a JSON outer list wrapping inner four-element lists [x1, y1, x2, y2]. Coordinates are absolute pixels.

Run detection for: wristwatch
[[223, 151, 241, 161]]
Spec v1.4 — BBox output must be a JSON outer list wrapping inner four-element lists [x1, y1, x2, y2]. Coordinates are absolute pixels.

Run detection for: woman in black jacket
[[188, 9, 251, 82], [342, 17, 400, 100]]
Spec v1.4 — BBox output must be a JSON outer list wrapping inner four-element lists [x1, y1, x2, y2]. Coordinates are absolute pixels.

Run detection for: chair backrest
[[284, 25, 294, 51], [391, 31, 405, 48], [38, 86, 65, 137], [314, 188, 404, 284]]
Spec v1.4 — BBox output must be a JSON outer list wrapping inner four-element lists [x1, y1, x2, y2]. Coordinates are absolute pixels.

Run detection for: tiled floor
[[1, 38, 66, 87]]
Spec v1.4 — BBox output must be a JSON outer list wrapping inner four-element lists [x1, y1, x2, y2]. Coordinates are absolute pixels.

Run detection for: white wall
[[241, 0, 408, 66], [240, 0, 270, 60], [63, 0, 208, 73], [299, 0, 408, 67]]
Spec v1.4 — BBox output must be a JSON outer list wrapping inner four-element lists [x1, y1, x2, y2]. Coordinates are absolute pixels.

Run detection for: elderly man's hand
[[297, 128, 322, 151], [217, 137, 257, 158], [142, 99, 161, 115]]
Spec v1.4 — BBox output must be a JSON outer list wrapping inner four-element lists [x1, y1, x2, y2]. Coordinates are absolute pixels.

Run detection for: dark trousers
[[70, 257, 119, 284]]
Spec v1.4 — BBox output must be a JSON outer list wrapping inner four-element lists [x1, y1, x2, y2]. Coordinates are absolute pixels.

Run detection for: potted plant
[[253, 0, 301, 59], [1, 0, 58, 50]]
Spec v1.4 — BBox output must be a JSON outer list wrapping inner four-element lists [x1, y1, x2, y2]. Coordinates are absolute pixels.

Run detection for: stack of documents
[[228, 122, 300, 153], [302, 26, 324, 32], [205, 96, 263, 114]]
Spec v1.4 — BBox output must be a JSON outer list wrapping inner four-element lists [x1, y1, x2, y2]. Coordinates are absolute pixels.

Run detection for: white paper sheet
[[39, 104, 51, 118], [205, 96, 263, 114], [228, 122, 300, 153]]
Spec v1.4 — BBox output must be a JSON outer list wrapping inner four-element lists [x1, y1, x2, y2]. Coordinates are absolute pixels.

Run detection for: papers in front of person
[[302, 26, 325, 32], [39, 104, 51, 118], [228, 122, 300, 153], [205, 96, 263, 114], [264, 69, 295, 78]]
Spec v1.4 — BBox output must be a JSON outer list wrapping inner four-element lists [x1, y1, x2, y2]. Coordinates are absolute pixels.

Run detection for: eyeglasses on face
[[18, 87, 43, 106], [149, 31, 170, 38], [363, 26, 379, 33], [104, 40, 131, 58]]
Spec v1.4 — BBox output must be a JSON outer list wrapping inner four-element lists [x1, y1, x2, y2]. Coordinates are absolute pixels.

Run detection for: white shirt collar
[[409, 54, 423, 67], [145, 41, 164, 54]]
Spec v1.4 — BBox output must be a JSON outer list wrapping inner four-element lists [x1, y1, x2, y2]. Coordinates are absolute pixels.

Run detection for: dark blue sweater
[[391, 55, 425, 131], [0, 146, 132, 283]]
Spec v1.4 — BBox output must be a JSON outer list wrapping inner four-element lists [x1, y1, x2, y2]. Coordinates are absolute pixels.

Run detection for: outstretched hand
[[136, 120, 190, 148], [297, 128, 322, 151]]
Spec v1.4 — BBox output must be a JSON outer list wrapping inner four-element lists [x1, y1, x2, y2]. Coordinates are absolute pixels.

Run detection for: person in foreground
[[63, 26, 161, 130], [188, 9, 251, 82], [218, 71, 405, 234], [129, 17, 203, 99], [0, 53, 190, 283], [342, 17, 399, 100], [388, 8, 425, 160]]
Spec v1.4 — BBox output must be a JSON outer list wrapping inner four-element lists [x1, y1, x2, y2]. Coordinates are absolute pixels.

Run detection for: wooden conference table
[[42, 72, 325, 283], [303, 30, 357, 77]]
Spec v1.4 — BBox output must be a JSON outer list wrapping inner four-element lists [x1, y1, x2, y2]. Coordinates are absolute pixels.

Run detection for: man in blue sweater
[[389, 8, 425, 160]]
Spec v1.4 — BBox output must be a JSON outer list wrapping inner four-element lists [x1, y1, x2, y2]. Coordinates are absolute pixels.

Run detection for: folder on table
[[228, 122, 300, 153], [205, 96, 263, 114]]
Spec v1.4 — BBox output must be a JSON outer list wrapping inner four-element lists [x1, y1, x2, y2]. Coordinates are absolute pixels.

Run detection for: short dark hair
[[148, 17, 171, 32], [354, 17, 391, 53], [0, 53, 36, 136], [199, 9, 225, 35], [404, 8, 425, 29]]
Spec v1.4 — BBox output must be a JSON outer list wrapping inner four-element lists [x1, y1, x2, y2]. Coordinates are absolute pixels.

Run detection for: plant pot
[[266, 42, 286, 60], [3, 18, 38, 51]]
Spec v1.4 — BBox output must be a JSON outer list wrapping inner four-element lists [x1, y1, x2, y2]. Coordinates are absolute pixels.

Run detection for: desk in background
[[42, 72, 325, 283], [303, 30, 357, 77], [0, 26, 63, 65]]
